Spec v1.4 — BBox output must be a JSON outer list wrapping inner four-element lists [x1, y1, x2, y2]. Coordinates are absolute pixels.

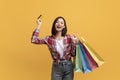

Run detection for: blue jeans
[[51, 60, 74, 80]]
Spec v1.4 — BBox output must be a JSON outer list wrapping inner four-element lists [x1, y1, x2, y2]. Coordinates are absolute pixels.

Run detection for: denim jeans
[[51, 60, 74, 80]]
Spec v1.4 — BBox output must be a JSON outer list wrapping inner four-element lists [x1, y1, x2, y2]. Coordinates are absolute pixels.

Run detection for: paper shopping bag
[[80, 37, 104, 66], [81, 43, 98, 69], [74, 44, 83, 72], [79, 43, 92, 73]]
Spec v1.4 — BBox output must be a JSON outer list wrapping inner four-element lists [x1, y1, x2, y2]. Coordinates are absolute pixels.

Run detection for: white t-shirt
[[55, 39, 64, 58]]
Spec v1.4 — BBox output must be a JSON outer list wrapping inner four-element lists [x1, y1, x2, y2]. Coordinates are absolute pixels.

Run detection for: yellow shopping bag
[[80, 37, 104, 66]]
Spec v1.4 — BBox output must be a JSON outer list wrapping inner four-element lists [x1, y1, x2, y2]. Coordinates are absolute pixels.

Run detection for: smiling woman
[[55, 18, 65, 31], [31, 16, 78, 80], [51, 16, 67, 37]]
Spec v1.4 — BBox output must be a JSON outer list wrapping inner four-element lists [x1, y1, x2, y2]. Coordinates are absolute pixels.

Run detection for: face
[[55, 18, 65, 32]]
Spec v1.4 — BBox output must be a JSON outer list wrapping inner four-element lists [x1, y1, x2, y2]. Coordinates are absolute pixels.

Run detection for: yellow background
[[0, 0, 120, 80]]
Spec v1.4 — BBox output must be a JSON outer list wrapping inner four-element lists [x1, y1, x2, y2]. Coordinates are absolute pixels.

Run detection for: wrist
[[73, 40, 77, 44], [37, 25, 41, 29]]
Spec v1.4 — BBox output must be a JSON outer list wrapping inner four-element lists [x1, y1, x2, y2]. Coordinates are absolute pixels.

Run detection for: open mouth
[[57, 26, 62, 29]]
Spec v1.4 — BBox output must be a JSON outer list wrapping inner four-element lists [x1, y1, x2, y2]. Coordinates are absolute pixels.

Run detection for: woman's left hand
[[71, 34, 79, 44]]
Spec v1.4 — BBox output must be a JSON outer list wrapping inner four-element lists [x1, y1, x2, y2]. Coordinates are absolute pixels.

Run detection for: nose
[[57, 23, 61, 26]]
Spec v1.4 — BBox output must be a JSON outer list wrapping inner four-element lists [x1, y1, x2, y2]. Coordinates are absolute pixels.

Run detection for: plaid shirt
[[31, 29, 76, 63]]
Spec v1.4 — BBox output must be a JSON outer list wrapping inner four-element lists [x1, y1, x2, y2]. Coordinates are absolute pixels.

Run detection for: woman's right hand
[[36, 18, 42, 29]]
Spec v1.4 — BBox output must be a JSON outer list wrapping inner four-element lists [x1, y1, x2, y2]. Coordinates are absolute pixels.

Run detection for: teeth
[[57, 26, 61, 28]]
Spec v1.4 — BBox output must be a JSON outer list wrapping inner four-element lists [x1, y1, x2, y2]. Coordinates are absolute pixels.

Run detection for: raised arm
[[31, 18, 48, 44]]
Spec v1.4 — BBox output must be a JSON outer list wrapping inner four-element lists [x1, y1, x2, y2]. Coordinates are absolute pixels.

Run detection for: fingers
[[72, 33, 78, 39], [36, 18, 42, 25], [37, 18, 41, 22], [37, 15, 42, 22], [36, 15, 42, 25], [71, 33, 79, 43]]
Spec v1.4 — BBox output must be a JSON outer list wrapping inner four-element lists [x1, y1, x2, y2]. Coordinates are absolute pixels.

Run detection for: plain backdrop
[[0, 0, 120, 80]]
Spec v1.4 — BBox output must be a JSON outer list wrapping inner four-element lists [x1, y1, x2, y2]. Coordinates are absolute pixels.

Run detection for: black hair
[[51, 16, 67, 36]]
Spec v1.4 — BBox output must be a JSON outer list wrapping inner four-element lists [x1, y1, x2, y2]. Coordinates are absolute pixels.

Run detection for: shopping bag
[[80, 37, 104, 66], [79, 42, 92, 73], [74, 44, 83, 72], [74, 43, 92, 73], [81, 43, 98, 69]]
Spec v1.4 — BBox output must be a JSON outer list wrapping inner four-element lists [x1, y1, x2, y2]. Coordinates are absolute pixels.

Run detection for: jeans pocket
[[67, 61, 74, 69]]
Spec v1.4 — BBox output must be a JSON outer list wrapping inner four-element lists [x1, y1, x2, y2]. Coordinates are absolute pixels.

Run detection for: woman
[[31, 16, 78, 80]]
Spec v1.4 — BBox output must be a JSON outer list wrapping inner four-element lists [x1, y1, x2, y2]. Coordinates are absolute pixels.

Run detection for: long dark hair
[[51, 16, 67, 36]]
